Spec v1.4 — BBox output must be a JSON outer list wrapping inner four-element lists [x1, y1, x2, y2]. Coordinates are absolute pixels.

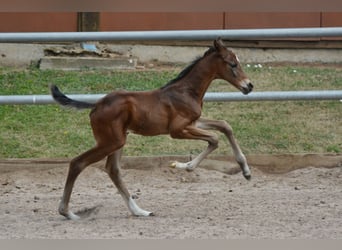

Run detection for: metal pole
[[0, 27, 342, 43], [1, 91, 342, 105], [204, 90, 342, 102]]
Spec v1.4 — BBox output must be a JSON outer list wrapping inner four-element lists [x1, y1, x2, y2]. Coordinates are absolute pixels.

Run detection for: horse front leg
[[196, 118, 251, 180], [105, 148, 153, 217], [169, 124, 219, 171]]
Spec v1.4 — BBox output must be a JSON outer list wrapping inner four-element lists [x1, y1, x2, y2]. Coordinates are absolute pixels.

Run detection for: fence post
[[77, 12, 100, 32]]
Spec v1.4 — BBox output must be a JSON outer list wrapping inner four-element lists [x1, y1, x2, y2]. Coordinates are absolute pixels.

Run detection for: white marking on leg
[[170, 161, 193, 170], [128, 196, 153, 217], [65, 211, 80, 220], [169, 132, 218, 171], [236, 152, 251, 179], [58, 198, 80, 220]]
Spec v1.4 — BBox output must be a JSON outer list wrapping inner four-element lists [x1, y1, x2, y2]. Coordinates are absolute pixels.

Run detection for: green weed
[[0, 64, 341, 158]]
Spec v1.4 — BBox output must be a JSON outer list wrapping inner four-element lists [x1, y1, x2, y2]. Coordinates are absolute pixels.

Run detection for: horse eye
[[228, 61, 237, 68], [228, 62, 238, 77], [229, 62, 237, 68]]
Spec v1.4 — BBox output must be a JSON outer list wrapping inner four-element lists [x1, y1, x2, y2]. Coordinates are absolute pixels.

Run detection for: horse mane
[[161, 46, 216, 89]]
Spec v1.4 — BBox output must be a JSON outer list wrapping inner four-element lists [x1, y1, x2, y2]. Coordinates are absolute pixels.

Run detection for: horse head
[[213, 38, 253, 95]]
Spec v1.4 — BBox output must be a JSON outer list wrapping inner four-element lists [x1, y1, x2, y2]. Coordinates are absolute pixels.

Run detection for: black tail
[[50, 84, 95, 109]]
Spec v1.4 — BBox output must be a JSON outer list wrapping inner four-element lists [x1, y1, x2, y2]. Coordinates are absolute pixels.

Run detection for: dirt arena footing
[[1, 153, 341, 174], [1, 154, 342, 239]]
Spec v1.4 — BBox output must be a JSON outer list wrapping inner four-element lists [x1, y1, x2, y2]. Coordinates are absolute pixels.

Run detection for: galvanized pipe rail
[[1, 91, 342, 105], [1, 27, 341, 104], [0, 27, 342, 43]]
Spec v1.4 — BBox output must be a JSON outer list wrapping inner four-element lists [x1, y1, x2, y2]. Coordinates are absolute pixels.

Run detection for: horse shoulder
[[159, 91, 202, 121]]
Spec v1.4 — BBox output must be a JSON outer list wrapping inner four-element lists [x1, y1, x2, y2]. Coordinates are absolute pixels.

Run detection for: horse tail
[[50, 84, 96, 109]]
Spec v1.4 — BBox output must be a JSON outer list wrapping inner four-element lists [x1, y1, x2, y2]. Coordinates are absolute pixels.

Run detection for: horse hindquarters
[[59, 115, 128, 220]]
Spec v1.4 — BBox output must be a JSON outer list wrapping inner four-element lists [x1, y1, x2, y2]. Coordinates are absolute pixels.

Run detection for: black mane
[[161, 46, 216, 89]]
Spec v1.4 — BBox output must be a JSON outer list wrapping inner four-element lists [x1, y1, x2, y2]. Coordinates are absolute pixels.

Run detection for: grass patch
[[0, 64, 341, 158]]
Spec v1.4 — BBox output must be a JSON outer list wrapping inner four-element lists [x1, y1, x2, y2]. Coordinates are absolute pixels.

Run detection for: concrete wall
[[1, 43, 342, 68]]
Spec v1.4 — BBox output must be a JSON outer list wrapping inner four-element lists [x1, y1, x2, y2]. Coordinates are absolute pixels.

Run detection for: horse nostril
[[240, 81, 253, 95]]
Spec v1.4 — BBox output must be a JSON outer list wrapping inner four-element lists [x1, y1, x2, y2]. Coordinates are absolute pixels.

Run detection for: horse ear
[[214, 38, 226, 54]]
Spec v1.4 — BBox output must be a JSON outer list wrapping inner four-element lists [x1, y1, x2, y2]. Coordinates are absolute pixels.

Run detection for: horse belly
[[128, 110, 170, 136]]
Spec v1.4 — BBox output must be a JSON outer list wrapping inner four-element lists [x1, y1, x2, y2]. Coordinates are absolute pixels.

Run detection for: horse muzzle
[[240, 81, 254, 95]]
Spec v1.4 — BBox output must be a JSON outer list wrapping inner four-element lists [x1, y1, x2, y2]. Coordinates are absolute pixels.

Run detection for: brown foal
[[51, 38, 253, 220]]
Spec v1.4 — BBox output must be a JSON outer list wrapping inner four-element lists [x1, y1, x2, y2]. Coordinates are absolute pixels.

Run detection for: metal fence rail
[[1, 27, 342, 43], [1, 27, 341, 104], [1, 91, 342, 105]]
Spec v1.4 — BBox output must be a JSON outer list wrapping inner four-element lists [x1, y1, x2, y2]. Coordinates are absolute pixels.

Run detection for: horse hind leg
[[105, 149, 153, 217], [59, 145, 114, 220]]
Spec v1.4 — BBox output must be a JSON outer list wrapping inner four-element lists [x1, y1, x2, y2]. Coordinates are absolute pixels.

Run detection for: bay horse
[[50, 38, 253, 220]]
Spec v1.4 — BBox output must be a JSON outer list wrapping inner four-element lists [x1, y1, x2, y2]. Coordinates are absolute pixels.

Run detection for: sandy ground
[[1, 154, 341, 239]]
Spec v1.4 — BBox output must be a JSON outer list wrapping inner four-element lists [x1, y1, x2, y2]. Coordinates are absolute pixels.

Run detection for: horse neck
[[179, 54, 218, 100]]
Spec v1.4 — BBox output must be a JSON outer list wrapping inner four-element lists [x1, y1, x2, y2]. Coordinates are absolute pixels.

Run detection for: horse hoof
[[64, 212, 81, 220], [244, 174, 251, 180], [169, 161, 177, 168], [133, 211, 154, 217]]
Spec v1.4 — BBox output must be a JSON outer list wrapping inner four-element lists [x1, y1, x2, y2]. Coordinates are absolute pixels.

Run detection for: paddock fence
[[0, 91, 342, 105], [0, 27, 342, 104]]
